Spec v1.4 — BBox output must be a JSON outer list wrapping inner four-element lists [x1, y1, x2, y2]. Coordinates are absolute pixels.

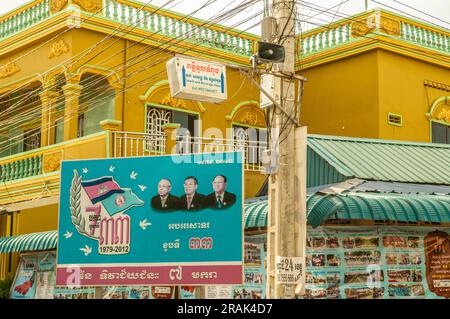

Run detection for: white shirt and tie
[[160, 195, 167, 208]]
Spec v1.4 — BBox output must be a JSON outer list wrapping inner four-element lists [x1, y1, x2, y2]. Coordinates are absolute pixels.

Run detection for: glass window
[[432, 122, 449, 144], [23, 128, 41, 152]]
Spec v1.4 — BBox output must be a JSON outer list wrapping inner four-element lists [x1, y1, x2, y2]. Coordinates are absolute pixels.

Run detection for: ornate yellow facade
[[0, 2, 449, 279]]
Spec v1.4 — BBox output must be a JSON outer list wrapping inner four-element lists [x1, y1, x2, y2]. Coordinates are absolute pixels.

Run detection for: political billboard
[[56, 152, 243, 286]]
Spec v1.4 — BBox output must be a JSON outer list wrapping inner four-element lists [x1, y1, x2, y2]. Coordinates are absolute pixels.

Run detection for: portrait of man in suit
[[151, 179, 180, 211], [179, 176, 206, 211], [206, 174, 236, 209]]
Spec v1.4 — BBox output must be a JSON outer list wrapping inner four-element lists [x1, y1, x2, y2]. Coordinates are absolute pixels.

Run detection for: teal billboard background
[[57, 152, 243, 266]]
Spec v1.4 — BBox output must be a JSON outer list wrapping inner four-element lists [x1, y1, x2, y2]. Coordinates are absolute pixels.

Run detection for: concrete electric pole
[[265, 0, 307, 299]]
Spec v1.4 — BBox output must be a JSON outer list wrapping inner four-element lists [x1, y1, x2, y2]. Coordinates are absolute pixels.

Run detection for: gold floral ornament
[[73, 0, 102, 13], [50, 0, 68, 14], [43, 151, 63, 173], [435, 108, 450, 123], [351, 20, 374, 38], [238, 111, 265, 127], [380, 17, 400, 36], [48, 40, 70, 59], [160, 93, 187, 109], [0, 62, 20, 79]]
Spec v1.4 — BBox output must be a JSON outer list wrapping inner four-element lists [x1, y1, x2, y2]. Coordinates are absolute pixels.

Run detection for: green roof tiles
[[308, 135, 450, 185]]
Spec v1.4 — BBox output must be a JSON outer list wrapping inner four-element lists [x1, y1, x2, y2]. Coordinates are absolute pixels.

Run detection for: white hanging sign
[[166, 57, 227, 103]]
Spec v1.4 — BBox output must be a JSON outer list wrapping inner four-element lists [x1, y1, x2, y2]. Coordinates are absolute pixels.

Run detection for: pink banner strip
[[56, 265, 243, 286]]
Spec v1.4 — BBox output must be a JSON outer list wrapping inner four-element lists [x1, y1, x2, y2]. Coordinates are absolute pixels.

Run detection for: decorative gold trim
[[433, 103, 450, 123], [380, 17, 401, 36], [159, 93, 188, 110], [0, 62, 20, 79], [50, 0, 68, 14], [72, 0, 102, 13], [48, 40, 70, 59], [351, 20, 374, 38], [236, 111, 265, 127], [42, 150, 63, 173]]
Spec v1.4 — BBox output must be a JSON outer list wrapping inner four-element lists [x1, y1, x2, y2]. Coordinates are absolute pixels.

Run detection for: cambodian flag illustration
[[81, 177, 144, 216]]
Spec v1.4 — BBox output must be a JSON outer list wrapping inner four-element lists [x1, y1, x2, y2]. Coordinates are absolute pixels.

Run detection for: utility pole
[[265, 0, 307, 299]]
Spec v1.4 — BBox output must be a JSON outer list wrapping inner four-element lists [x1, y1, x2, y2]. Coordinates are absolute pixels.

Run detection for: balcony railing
[[0, 0, 256, 57], [112, 131, 166, 157], [104, 0, 255, 57], [176, 136, 267, 172], [299, 9, 449, 58], [112, 131, 268, 172], [0, 0, 50, 39], [0, 132, 109, 183]]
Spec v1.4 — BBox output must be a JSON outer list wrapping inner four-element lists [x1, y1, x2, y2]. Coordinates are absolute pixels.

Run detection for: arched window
[[428, 96, 449, 144]]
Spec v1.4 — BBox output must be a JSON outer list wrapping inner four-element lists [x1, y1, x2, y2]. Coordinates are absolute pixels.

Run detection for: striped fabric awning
[[0, 231, 58, 253], [244, 200, 268, 228]]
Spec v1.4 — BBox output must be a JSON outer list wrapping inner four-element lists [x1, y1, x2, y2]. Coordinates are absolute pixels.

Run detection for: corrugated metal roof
[[245, 190, 450, 228], [353, 181, 450, 195], [308, 135, 450, 185], [307, 192, 450, 227]]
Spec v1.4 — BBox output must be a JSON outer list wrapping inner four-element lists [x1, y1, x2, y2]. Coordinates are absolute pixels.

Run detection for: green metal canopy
[[244, 200, 268, 228], [307, 135, 450, 185], [244, 192, 450, 228], [0, 231, 57, 253], [307, 192, 450, 227]]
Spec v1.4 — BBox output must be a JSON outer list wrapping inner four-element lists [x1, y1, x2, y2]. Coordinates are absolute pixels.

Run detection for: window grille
[[146, 106, 172, 151]]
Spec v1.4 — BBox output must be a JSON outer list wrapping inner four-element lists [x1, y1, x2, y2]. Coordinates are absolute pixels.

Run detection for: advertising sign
[[11, 252, 57, 299], [166, 57, 227, 103], [35, 252, 57, 299], [275, 256, 304, 284], [232, 241, 266, 299], [11, 255, 38, 299], [56, 152, 243, 286], [304, 226, 450, 299], [101, 286, 175, 299]]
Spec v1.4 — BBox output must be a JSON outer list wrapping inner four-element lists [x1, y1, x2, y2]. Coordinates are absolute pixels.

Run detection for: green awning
[[0, 231, 57, 253], [244, 192, 450, 228], [244, 200, 268, 228], [307, 192, 450, 227]]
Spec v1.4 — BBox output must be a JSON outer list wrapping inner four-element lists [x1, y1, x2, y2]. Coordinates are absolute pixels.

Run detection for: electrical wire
[[372, 0, 449, 29], [0, 0, 258, 122], [0, 0, 179, 118], [0, 0, 226, 126], [392, 0, 449, 26], [0, 2, 263, 153]]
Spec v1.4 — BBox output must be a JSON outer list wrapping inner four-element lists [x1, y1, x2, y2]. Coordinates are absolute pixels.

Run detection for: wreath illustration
[[70, 169, 87, 236]]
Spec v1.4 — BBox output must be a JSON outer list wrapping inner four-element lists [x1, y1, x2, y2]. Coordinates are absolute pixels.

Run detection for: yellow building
[[0, 1, 448, 281], [298, 9, 450, 142]]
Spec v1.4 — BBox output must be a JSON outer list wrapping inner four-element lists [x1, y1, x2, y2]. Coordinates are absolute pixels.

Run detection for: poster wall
[[53, 287, 96, 299], [202, 235, 267, 300], [305, 226, 450, 299], [101, 286, 175, 299], [11, 252, 56, 299], [56, 153, 244, 286]]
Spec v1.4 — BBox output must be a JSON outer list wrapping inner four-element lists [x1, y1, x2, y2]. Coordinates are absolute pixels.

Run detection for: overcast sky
[[0, 0, 448, 34]]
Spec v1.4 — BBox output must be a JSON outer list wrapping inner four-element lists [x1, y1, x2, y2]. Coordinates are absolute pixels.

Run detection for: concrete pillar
[[62, 82, 82, 141], [162, 123, 181, 154], [39, 90, 59, 147], [101, 119, 122, 158]]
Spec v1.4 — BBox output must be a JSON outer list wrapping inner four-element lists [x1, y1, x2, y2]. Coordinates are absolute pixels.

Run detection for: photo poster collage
[[201, 235, 267, 300], [11, 252, 56, 299], [304, 226, 450, 299]]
